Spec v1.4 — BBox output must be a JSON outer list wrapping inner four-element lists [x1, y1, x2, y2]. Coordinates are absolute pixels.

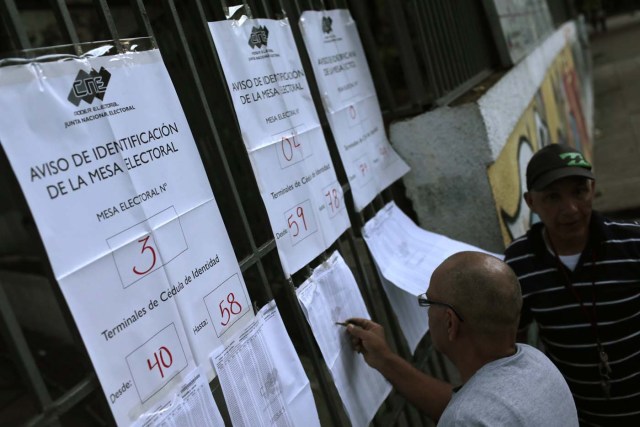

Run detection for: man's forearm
[[377, 351, 452, 422]]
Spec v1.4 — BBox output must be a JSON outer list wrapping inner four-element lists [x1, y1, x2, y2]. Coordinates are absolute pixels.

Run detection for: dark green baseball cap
[[526, 143, 594, 191]]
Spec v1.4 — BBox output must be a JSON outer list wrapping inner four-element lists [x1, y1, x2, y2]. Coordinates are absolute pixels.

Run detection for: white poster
[[297, 251, 391, 427], [211, 301, 321, 427], [0, 49, 253, 425], [209, 19, 350, 276], [299, 10, 410, 211]]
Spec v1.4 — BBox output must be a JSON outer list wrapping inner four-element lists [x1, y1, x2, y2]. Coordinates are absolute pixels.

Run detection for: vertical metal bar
[[260, 0, 273, 17], [166, 0, 269, 285], [438, 0, 465, 85], [385, 0, 425, 107], [406, 0, 438, 103], [129, 0, 157, 41], [0, 282, 58, 424], [442, 1, 472, 81], [48, 0, 82, 55], [93, 0, 123, 52], [429, 1, 458, 92], [455, 1, 477, 78], [349, 1, 397, 112], [419, 1, 449, 97], [0, 0, 31, 50]]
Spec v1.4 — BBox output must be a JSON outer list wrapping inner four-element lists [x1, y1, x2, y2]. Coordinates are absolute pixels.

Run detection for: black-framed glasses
[[417, 293, 465, 322]]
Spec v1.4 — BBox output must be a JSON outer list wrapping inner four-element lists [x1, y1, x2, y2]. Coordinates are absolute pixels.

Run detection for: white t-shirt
[[438, 344, 578, 426]]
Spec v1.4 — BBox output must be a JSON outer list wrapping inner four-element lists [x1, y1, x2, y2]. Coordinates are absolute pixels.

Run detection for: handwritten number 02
[[281, 135, 300, 161], [219, 292, 242, 326], [133, 235, 157, 275]]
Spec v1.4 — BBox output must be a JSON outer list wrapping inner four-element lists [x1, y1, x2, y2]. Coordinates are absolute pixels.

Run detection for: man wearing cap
[[504, 143, 640, 425]]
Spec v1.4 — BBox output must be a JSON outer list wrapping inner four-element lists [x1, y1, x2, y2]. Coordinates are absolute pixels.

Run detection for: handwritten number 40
[[147, 346, 173, 379]]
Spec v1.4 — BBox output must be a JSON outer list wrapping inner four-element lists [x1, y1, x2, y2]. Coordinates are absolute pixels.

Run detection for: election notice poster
[[299, 10, 410, 211], [209, 18, 350, 276], [0, 49, 253, 425]]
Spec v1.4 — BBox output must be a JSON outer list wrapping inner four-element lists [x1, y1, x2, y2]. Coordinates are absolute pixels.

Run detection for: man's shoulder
[[598, 215, 640, 239], [504, 224, 543, 264]]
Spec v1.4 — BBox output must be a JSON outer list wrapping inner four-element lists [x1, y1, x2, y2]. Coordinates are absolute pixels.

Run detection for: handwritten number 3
[[133, 235, 157, 275]]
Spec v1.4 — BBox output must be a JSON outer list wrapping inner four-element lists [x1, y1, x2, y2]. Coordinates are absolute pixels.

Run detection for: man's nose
[[560, 196, 579, 213]]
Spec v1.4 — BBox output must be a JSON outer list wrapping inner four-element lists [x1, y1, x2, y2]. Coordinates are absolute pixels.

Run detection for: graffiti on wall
[[488, 45, 592, 247]]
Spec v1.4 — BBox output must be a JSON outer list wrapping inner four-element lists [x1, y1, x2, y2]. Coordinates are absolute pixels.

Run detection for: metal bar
[[419, 0, 449, 98], [349, 0, 397, 112], [167, 0, 270, 281], [456, 0, 479, 78], [0, 0, 31, 50], [443, 0, 472, 80], [260, 0, 273, 17], [435, 67, 494, 107], [426, 2, 457, 91], [386, 0, 425, 107], [24, 374, 100, 427], [467, 0, 488, 75], [238, 239, 277, 272], [0, 282, 56, 419], [93, 0, 123, 52], [406, 0, 438, 104], [129, 0, 157, 41], [440, 0, 466, 84], [48, 0, 82, 55]]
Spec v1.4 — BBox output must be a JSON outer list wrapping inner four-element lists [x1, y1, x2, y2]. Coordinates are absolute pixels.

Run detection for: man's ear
[[447, 310, 460, 341], [524, 191, 534, 211]]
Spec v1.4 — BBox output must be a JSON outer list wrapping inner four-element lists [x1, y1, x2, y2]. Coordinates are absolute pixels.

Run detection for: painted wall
[[488, 44, 593, 246], [390, 21, 592, 252]]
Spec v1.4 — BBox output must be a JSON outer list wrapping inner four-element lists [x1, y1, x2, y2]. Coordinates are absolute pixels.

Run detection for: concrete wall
[[390, 20, 593, 252]]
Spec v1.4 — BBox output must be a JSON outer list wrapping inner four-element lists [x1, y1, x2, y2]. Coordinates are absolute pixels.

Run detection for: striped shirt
[[505, 213, 640, 426]]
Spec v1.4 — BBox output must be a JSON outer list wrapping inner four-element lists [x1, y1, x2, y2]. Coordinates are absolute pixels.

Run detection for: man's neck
[[452, 340, 517, 383], [544, 228, 588, 255]]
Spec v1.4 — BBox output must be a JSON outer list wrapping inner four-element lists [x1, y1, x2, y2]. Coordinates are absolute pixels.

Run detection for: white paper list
[[299, 9, 410, 211], [211, 301, 321, 427], [363, 202, 492, 352], [209, 18, 350, 276], [297, 251, 391, 427], [133, 367, 224, 427]]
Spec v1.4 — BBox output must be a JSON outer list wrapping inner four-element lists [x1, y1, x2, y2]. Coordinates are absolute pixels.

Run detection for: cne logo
[[559, 152, 591, 168], [322, 16, 333, 34], [248, 25, 269, 49], [67, 67, 111, 106]]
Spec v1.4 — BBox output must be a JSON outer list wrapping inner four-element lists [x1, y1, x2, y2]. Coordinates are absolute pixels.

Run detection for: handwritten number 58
[[219, 292, 243, 326]]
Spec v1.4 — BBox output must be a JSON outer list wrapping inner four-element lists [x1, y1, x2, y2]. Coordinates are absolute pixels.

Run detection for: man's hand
[[345, 318, 452, 422], [346, 318, 393, 370]]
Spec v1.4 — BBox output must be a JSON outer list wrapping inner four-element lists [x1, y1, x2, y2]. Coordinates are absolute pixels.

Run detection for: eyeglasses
[[417, 293, 465, 322]]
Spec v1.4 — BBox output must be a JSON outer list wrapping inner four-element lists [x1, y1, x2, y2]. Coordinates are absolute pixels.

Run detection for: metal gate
[[0, 1, 499, 425]]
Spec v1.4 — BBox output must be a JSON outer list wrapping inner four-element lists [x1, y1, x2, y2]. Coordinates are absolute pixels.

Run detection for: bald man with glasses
[[346, 251, 578, 426]]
